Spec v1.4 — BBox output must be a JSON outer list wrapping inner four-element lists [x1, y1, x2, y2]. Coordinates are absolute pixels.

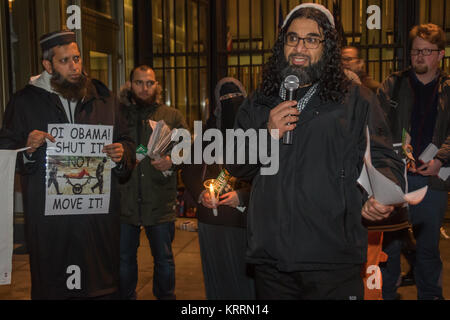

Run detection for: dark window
[[152, 0, 209, 131]]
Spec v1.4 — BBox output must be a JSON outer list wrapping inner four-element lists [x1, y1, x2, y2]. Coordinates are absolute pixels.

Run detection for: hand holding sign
[[26, 130, 55, 153], [102, 143, 124, 163]]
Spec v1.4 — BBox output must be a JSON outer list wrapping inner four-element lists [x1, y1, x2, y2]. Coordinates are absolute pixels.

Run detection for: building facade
[[1, 0, 449, 129]]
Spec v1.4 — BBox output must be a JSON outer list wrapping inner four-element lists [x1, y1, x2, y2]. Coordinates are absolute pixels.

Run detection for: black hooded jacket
[[226, 84, 405, 271]]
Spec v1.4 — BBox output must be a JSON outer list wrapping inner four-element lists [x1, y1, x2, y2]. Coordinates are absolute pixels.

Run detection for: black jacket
[[377, 68, 450, 191], [0, 78, 135, 299], [226, 84, 405, 272]]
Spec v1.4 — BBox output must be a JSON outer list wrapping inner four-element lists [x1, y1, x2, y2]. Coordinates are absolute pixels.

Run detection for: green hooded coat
[[119, 88, 188, 226]]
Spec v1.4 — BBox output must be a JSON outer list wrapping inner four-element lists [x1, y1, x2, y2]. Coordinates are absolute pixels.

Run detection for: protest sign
[[45, 124, 113, 216]]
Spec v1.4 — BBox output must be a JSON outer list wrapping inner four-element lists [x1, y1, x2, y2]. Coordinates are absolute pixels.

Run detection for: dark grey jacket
[[377, 68, 450, 191]]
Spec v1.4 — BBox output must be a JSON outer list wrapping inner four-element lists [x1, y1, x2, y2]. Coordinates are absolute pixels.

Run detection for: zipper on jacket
[[136, 111, 143, 225], [340, 168, 348, 241]]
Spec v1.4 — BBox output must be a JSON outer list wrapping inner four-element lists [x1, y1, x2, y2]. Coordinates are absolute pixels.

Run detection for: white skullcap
[[282, 3, 335, 29]]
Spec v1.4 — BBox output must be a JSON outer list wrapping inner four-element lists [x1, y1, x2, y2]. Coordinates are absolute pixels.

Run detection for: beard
[[281, 54, 325, 86], [51, 71, 87, 101], [131, 90, 157, 108], [413, 64, 429, 75]]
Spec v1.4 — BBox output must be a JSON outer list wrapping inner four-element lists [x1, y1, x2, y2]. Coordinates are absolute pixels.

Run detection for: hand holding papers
[[357, 127, 428, 206], [147, 120, 177, 177], [418, 144, 450, 181]]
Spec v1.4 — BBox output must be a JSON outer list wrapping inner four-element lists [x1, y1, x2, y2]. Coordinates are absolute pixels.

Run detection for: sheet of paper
[[357, 127, 428, 206], [418, 143, 449, 181], [438, 168, 450, 180], [418, 144, 439, 163], [0, 148, 26, 285]]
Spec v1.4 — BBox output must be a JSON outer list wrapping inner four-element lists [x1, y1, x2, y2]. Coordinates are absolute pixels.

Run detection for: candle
[[209, 183, 218, 216]]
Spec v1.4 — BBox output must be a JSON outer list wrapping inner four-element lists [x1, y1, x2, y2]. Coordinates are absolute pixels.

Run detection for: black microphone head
[[284, 75, 300, 92]]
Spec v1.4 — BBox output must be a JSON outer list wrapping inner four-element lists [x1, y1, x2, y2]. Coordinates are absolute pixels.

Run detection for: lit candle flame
[[208, 182, 218, 216], [209, 183, 214, 197]]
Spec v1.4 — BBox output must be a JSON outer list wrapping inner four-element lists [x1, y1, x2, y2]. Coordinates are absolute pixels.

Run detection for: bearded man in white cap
[[226, 4, 405, 299], [0, 30, 135, 299]]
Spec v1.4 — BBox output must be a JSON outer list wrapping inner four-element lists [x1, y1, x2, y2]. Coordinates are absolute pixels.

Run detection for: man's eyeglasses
[[341, 56, 359, 62], [410, 49, 440, 56], [285, 33, 324, 49], [133, 80, 156, 87]]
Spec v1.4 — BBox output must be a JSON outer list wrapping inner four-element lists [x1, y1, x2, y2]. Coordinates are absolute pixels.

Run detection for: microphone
[[282, 75, 299, 145]]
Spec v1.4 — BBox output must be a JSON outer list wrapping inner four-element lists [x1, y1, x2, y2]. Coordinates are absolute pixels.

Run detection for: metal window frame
[[141, 0, 450, 127], [1, 0, 12, 120], [150, 0, 209, 128]]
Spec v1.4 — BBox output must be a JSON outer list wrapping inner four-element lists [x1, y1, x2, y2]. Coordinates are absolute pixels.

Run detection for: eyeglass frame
[[132, 79, 156, 87], [284, 32, 325, 49], [410, 48, 441, 56], [341, 56, 360, 62]]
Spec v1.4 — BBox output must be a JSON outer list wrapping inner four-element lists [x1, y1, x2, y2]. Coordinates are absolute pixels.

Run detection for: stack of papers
[[147, 120, 178, 177], [357, 127, 428, 206], [147, 120, 177, 160]]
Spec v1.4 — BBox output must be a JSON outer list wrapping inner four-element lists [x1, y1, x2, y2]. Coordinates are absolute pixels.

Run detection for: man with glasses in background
[[378, 23, 450, 300], [341, 46, 381, 93]]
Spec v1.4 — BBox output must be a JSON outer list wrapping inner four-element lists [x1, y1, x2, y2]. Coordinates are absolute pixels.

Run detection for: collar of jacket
[[253, 90, 283, 110], [398, 67, 450, 111], [254, 83, 326, 110], [84, 78, 110, 104], [119, 87, 160, 113], [399, 67, 448, 86]]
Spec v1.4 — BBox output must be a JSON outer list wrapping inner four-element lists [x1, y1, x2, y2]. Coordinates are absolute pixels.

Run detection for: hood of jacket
[[29, 71, 58, 94], [119, 85, 133, 107], [119, 85, 160, 114]]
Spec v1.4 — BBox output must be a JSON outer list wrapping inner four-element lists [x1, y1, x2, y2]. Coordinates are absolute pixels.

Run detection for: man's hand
[[267, 101, 300, 139], [403, 144, 417, 172], [407, 160, 418, 173], [218, 191, 240, 208], [362, 197, 395, 221], [151, 155, 172, 172], [200, 190, 217, 209], [26, 130, 55, 154], [102, 143, 124, 163], [417, 159, 442, 176]]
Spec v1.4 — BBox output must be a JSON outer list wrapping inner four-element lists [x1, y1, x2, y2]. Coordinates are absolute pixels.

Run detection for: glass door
[[89, 51, 112, 90]]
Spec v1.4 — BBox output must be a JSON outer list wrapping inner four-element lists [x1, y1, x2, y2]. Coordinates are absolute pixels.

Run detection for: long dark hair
[[261, 7, 349, 103]]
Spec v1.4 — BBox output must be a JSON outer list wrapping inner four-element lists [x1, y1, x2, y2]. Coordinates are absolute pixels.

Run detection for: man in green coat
[[119, 65, 188, 300]]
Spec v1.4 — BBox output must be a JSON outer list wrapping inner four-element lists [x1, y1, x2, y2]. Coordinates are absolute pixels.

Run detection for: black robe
[[0, 79, 135, 299]]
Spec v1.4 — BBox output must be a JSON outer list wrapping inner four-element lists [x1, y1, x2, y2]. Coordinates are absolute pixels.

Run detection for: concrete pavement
[[1, 218, 449, 300]]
